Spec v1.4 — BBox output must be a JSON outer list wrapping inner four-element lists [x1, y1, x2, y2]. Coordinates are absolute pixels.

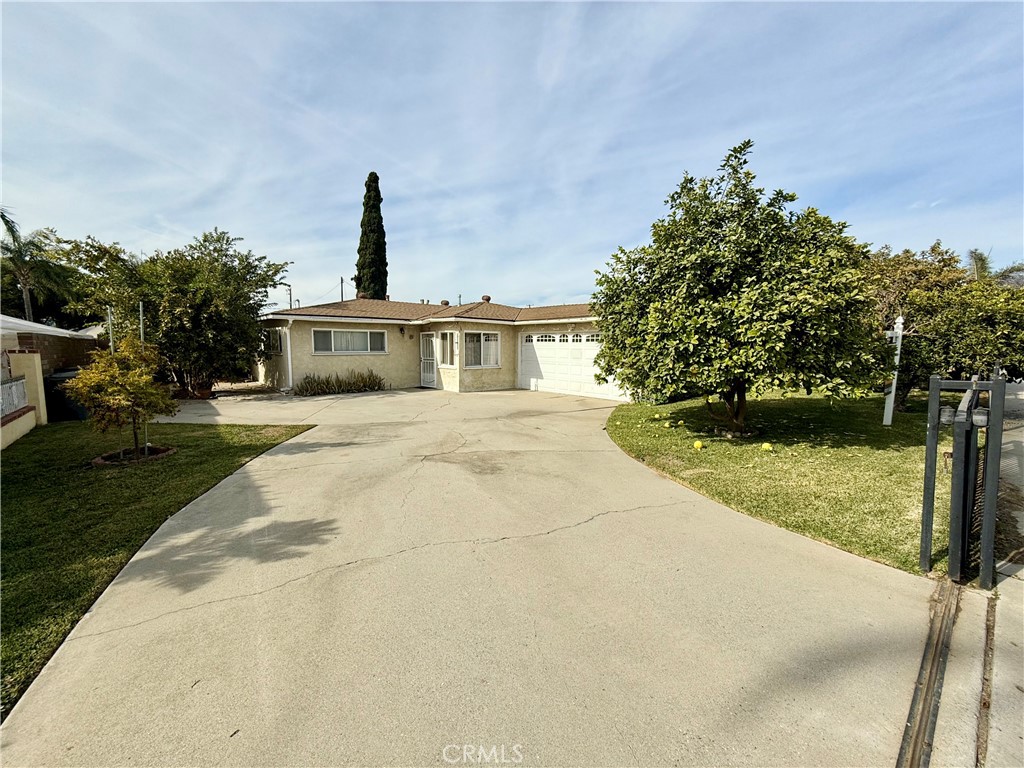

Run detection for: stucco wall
[[457, 323, 517, 392], [256, 321, 289, 389], [286, 320, 422, 390], [259, 317, 603, 393]]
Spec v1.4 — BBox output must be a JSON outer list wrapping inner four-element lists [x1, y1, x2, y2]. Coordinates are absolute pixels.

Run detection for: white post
[[107, 307, 115, 353], [883, 315, 904, 426], [285, 319, 294, 391], [140, 301, 148, 455]]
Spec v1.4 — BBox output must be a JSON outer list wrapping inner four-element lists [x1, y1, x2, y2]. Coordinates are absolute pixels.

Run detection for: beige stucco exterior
[[259, 319, 422, 391], [258, 317, 610, 396]]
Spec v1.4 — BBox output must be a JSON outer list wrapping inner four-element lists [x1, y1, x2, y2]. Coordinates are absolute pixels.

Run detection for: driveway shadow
[[115, 480, 340, 594]]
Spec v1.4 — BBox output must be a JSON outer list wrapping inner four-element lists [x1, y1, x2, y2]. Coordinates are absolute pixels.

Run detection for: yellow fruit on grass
[[761, 443, 773, 451], [693, 440, 703, 450]]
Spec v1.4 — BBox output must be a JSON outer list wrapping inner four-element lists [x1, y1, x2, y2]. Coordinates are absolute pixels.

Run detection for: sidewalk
[[989, 419, 1023, 767]]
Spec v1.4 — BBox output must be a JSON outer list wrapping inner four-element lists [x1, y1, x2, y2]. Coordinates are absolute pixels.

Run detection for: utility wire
[[308, 280, 342, 303]]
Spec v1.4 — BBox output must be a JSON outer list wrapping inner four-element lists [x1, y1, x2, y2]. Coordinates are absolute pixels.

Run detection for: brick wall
[[14, 333, 97, 376]]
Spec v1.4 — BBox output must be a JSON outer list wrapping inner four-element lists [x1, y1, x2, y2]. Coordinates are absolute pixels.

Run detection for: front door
[[420, 333, 436, 387]]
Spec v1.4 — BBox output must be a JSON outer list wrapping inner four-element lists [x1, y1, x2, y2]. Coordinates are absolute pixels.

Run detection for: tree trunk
[[722, 379, 747, 431], [131, 415, 141, 460], [21, 284, 33, 323]]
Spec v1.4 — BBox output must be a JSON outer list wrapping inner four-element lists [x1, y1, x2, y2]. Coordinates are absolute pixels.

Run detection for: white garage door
[[518, 332, 626, 401]]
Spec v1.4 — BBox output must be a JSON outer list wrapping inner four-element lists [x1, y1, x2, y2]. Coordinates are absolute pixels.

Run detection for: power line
[[308, 280, 342, 303]]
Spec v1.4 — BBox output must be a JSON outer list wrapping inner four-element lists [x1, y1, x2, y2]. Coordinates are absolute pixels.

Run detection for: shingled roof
[[515, 303, 592, 321], [266, 298, 595, 323], [429, 301, 522, 321], [270, 298, 445, 322]]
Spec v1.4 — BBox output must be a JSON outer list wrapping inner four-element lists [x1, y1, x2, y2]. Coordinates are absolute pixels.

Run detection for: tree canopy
[[592, 141, 884, 430], [63, 337, 178, 459], [866, 241, 1023, 405], [354, 171, 388, 300], [59, 229, 287, 396], [1, 226, 82, 325]]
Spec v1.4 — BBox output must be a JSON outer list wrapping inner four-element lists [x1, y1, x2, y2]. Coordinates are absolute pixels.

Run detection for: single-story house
[[259, 295, 626, 400]]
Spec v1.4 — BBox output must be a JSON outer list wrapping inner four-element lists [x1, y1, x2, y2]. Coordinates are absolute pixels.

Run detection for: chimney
[[440, 300, 450, 306], [420, 299, 425, 304], [481, 295, 491, 303]]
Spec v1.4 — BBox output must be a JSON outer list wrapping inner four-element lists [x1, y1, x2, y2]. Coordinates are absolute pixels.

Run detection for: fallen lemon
[[761, 443, 773, 451], [693, 440, 704, 450]]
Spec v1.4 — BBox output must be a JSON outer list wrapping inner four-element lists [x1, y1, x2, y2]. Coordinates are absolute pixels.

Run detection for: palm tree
[[1, 207, 19, 245], [1, 226, 67, 323]]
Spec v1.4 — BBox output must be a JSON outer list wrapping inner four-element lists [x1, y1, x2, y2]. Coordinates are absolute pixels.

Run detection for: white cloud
[[2, 1, 1021, 313]]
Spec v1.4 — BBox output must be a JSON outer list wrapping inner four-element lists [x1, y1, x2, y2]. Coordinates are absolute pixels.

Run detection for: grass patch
[[0, 421, 309, 718], [607, 393, 952, 575]]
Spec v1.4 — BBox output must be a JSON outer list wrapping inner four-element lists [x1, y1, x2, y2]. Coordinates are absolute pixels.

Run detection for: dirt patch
[[92, 446, 176, 467]]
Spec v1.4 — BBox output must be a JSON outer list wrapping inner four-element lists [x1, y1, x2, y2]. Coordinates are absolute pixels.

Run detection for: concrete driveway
[[2, 389, 941, 766]]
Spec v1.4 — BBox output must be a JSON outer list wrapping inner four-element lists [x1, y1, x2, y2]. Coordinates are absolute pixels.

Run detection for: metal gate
[[920, 369, 1007, 589]]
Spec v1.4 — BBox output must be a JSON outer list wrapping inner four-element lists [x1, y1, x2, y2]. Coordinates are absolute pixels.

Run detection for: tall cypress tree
[[354, 171, 388, 300]]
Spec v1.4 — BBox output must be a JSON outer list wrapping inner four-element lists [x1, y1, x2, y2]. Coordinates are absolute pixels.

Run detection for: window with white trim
[[264, 328, 284, 355], [312, 329, 387, 354], [524, 335, 533, 343], [571, 333, 583, 343], [439, 332, 457, 366], [464, 332, 500, 367], [585, 333, 602, 342], [535, 334, 556, 342], [558, 334, 569, 343]]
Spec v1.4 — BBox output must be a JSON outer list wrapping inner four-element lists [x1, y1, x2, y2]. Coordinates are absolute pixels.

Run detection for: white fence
[[1, 375, 29, 418]]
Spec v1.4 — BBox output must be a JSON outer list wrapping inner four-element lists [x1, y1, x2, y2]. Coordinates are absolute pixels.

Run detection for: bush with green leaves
[[592, 140, 884, 431], [60, 229, 288, 397], [866, 241, 1024, 407], [293, 370, 387, 396], [62, 338, 178, 459]]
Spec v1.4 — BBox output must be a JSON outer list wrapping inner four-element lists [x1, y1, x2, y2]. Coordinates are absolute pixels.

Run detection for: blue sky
[[3, 2, 1022, 311]]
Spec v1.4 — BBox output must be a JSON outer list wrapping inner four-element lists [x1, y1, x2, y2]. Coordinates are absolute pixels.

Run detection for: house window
[[585, 333, 602, 343], [312, 329, 387, 354], [558, 334, 569, 343], [439, 332, 457, 366], [464, 332, 500, 367], [535, 334, 556, 343], [524, 335, 533, 343], [572, 333, 583, 343], [265, 328, 284, 355]]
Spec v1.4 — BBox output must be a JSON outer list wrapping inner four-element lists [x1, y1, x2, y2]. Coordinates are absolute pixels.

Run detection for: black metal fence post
[[947, 386, 975, 582], [978, 370, 1006, 589], [920, 376, 942, 572]]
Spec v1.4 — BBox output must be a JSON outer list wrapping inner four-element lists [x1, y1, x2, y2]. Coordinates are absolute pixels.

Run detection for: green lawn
[[607, 393, 952, 575], [0, 421, 309, 719]]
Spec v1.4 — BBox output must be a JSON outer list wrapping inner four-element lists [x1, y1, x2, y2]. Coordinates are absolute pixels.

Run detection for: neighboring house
[[0, 314, 98, 376], [259, 296, 625, 400], [1, 315, 96, 447]]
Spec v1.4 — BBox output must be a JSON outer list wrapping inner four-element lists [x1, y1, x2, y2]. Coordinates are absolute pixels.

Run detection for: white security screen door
[[420, 333, 436, 387]]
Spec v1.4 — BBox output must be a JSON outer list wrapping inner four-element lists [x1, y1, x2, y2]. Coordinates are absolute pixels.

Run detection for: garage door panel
[[518, 335, 625, 401]]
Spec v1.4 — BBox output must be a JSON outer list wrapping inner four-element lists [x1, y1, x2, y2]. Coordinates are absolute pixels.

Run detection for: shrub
[[62, 337, 178, 459], [293, 370, 387, 396]]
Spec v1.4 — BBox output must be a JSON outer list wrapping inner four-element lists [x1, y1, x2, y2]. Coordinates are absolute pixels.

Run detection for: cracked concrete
[[2, 389, 938, 767]]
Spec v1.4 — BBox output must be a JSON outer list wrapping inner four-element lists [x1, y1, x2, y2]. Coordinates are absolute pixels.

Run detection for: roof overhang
[[261, 313, 598, 326], [262, 314, 417, 325]]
